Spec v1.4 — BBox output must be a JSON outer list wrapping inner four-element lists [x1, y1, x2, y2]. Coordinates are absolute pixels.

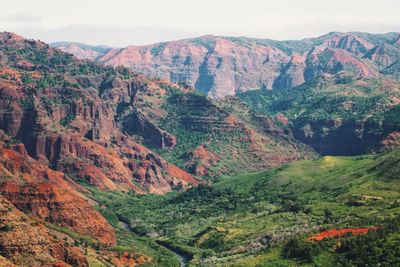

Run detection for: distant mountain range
[[0, 31, 399, 266], [52, 32, 400, 98]]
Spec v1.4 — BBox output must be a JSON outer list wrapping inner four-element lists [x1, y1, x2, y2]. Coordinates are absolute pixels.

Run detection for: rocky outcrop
[[0, 195, 88, 266], [306, 48, 377, 79], [186, 145, 221, 177], [122, 111, 176, 149], [273, 54, 306, 89], [0, 138, 116, 245], [51, 42, 111, 60], [0, 32, 198, 195], [318, 33, 374, 56], [59, 32, 400, 98], [99, 36, 291, 98], [377, 131, 400, 152]]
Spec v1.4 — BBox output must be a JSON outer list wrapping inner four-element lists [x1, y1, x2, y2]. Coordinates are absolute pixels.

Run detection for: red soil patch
[[308, 227, 378, 241]]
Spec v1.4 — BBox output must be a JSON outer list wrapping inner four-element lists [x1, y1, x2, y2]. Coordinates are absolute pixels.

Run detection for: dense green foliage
[[86, 149, 400, 266], [238, 77, 400, 155], [154, 86, 260, 178]]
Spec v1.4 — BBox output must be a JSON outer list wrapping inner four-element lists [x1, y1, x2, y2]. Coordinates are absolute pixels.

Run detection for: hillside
[[128, 82, 316, 179], [1, 31, 399, 266], [51, 42, 112, 60], [89, 149, 400, 266], [53, 32, 400, 98], [0, 32, 207, 266], [0, 32, 322, 265], [0, 32, 200, 194], [53, 33, 400, 156], [239, 75, 400, 155]]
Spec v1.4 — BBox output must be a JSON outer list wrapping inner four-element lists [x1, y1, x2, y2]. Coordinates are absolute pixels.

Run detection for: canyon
[[0, 30, 399, 266], [54, 32, 400, 98]]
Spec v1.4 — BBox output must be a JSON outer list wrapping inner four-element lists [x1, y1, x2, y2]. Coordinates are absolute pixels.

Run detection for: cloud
[[2, 24, 202, 47], [1, 0, 399, 46], [0, 11, 43, 24], [2, 22, 399, 47]]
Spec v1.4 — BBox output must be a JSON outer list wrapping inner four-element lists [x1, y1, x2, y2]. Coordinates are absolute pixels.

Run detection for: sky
[[1, 0, 399, 47]]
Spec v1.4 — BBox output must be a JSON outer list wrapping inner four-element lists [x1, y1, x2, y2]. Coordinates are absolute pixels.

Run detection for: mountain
[[2, 31, 400, 266], [0, 192, 152, 266], [239, 75, 400, 155], [0, 32, 320, 265], [52, 33, 400, 156], [126, 83, 315, 179], [0, 32, 199, 195], [51, 42, 111, 60], [53, 32, 400, 98], [0, 32, 201, 265]]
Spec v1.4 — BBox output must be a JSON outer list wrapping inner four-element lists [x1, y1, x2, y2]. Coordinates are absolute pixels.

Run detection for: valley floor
[[86, 149, 400, 266]]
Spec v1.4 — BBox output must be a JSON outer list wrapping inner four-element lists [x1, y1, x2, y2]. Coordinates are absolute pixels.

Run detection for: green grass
[[85, 149, 400, 266]]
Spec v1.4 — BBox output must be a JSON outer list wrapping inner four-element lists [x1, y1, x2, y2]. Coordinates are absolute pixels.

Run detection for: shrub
[[283, 237, 321, 262], [0, 223, 14, 232]]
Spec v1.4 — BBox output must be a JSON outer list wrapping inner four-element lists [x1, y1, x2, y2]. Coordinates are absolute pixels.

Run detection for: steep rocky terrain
[[0, 132, 116, 245], [35, 32, 315, 180], [0, 195, 89, 266], [0, 32, 320, 264], [52, 42, 111, 60], [125, 81, 316, 178], [0, 31, 317, 185], [0, 193, 151, 266], [239, 75, 400, 155], [0, 32, 198, 195], [54, 32, 400, 98], [53, 32, 400, 156], [0, 32, 201, 265], [2, 31, 399, 266]]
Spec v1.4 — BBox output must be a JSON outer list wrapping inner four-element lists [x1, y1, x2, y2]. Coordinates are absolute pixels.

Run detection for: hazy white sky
[[1, 0, 399, 46]]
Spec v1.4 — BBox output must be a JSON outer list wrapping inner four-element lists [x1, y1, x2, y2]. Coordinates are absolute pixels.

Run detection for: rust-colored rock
[[0, 32, 198, 195], [0, 140, 116, 245], [56, 32, 398, 98], [0, 195, 88, 266], [186, 145, 221, 177]]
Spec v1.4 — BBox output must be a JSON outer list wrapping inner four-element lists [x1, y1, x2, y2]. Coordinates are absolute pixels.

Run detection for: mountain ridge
[[52, 31, 400, 98], [0, 30, 399, 266]]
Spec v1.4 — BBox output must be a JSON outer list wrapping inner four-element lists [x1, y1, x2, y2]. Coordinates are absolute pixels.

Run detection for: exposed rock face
[[273, 54, 306, 89], [58, 32, 400, 98], [378, 131, 400, 152], [0, 32, 205, 258], [0, 138, 116, 245], [122, 111, 176, 149], [0, 195, 88, 266], [51, 42, 111, 60], [99, 36, 291, 98], [186, 145, 221, 177], [0, 32, 198, 195], [318, 33, 374, 56], [145, 88, 317, 178], [0, 255, 16, 267], [305, 48, 378, 78]]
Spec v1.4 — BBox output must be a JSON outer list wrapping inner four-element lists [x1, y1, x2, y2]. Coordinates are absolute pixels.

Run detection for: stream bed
[[118, 221, 189, 267]]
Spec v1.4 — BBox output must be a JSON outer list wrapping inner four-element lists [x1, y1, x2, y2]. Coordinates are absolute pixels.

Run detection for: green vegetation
[[85, 149, 400, 266], [0, 223, 14, 232], [59, 114, 76, 127], [154, 88, 253, 178], [239, 77, 394, 122], [238, 77, 400, 155]]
